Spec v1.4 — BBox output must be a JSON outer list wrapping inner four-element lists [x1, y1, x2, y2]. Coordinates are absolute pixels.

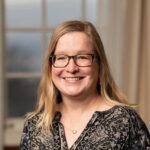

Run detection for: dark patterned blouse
[[20, 106, 150, 150]]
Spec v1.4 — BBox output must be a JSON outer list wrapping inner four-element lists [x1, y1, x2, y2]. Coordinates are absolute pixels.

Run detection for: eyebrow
[[54, 50, 93, 55]]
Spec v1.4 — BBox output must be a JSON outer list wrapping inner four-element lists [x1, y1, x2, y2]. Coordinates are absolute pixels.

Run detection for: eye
[[55, 55, 67, 61], [77, 55, 90, 60]]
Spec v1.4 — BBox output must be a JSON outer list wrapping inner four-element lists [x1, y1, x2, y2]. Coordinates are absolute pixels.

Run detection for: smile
[[62, 77, 84, 81]]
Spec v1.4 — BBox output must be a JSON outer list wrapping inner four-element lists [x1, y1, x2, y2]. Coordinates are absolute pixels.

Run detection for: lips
[[62, 77, 84, 81]]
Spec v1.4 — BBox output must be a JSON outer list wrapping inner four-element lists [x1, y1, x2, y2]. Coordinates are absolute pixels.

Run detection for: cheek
[[81, 66, 94, 74], [88, 65, 99, 81], [84, 69, 93, 75], [52, 67, 62, 77], [84, 65, 99, 76]]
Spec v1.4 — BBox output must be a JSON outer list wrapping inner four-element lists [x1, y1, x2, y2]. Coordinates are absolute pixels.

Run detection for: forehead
[[55, 32, 93, 54]]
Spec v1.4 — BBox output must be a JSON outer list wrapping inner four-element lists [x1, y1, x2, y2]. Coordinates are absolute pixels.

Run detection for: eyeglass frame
[[49, 53, 97, 68]]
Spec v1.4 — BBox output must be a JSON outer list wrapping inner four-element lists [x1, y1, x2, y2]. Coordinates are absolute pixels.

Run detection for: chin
[[63, 89, 92, 98], [64, 92, 82, 97]]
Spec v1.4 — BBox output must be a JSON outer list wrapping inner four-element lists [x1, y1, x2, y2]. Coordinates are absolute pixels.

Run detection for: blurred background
[[0, 0, 150, 149]]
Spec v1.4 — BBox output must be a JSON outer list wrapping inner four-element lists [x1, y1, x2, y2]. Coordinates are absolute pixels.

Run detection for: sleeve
[[128, 108, 150, 150], [20, 120, 31, 150]]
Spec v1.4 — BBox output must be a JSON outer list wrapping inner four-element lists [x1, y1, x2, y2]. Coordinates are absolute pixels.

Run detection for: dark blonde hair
[[28, 20, 129, 130]]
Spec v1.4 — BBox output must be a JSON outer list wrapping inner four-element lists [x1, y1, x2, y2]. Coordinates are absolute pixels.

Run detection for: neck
[[59, 93, 101, 114]]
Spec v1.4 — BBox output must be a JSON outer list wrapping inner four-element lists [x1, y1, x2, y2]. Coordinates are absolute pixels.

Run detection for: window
[[4, 0, 98, 146]]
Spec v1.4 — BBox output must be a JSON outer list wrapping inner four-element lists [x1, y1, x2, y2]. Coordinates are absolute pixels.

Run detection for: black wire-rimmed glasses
[[49, 54, 96, 68]]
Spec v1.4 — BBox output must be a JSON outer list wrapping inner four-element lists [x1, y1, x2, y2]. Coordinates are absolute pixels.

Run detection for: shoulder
[[21, 114, 43, 144], [99, 105, 149, 131], [108, 105, 141, 118], [23, 114, 41, 132], [99, 105, 150, 138], [100, 105, 138, 119], [109, 105, 147, 126], [113, 106, 150, 148], [113, 106, 150, 142], [94, 105, 150, 149], [112, 105, 147, 125], [95, 105, 137, 129], [20, 114, 54, 149]]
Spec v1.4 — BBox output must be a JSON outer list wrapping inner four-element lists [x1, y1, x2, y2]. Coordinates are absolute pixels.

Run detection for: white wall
[[0, 0, 4, 149]]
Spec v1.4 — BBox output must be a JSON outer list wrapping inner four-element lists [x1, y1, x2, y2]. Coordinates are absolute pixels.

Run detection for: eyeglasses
[[49, 54, 95, 68]]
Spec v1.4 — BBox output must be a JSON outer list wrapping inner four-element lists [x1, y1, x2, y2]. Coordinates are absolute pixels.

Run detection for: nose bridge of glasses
[[67, 55, 78, 66]]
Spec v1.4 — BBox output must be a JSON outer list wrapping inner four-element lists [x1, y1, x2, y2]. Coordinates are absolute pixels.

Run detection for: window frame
[[3, 0, 98, 146], [0, 0, 5, 148]]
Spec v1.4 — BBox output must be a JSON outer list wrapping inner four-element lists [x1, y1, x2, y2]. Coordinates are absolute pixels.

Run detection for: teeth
[[63, 77, 82, 81]]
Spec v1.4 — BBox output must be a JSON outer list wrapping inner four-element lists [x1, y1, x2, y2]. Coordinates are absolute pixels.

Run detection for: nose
[[65, 58, 79, 73]]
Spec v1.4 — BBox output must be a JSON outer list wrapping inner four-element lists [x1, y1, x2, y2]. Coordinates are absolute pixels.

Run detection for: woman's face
[[52, 32, 99, 99]]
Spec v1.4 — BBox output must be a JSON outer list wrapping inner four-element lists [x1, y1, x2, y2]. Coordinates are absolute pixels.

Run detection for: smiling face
[[51, 32, 99, 100]]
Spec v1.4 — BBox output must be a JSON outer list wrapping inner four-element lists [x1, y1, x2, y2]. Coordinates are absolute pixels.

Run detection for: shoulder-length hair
[[28, 20, 129, 131]]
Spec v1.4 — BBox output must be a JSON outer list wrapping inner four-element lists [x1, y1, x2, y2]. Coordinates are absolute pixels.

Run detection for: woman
[[20, 20, 150, 149]]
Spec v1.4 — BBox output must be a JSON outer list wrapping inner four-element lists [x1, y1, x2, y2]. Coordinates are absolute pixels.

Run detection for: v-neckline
[[57, 111, 99, 149], [53, 105, 118, 149]]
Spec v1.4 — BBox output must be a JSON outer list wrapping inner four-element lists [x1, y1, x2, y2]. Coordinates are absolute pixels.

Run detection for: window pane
[[5, 32, 42, 72], [85, 0, 97, 24], [5, 0, 41, 28], [46, 0, 82, 27], [46, 32, 52, 48], [7, 78, 39, 117]]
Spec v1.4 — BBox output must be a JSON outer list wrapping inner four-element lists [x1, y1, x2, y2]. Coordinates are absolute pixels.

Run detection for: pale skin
[[52, 32, 112, 148]]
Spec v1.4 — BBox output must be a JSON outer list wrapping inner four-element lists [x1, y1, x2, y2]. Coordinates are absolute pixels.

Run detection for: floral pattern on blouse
[[20, 106, 150, 150]]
